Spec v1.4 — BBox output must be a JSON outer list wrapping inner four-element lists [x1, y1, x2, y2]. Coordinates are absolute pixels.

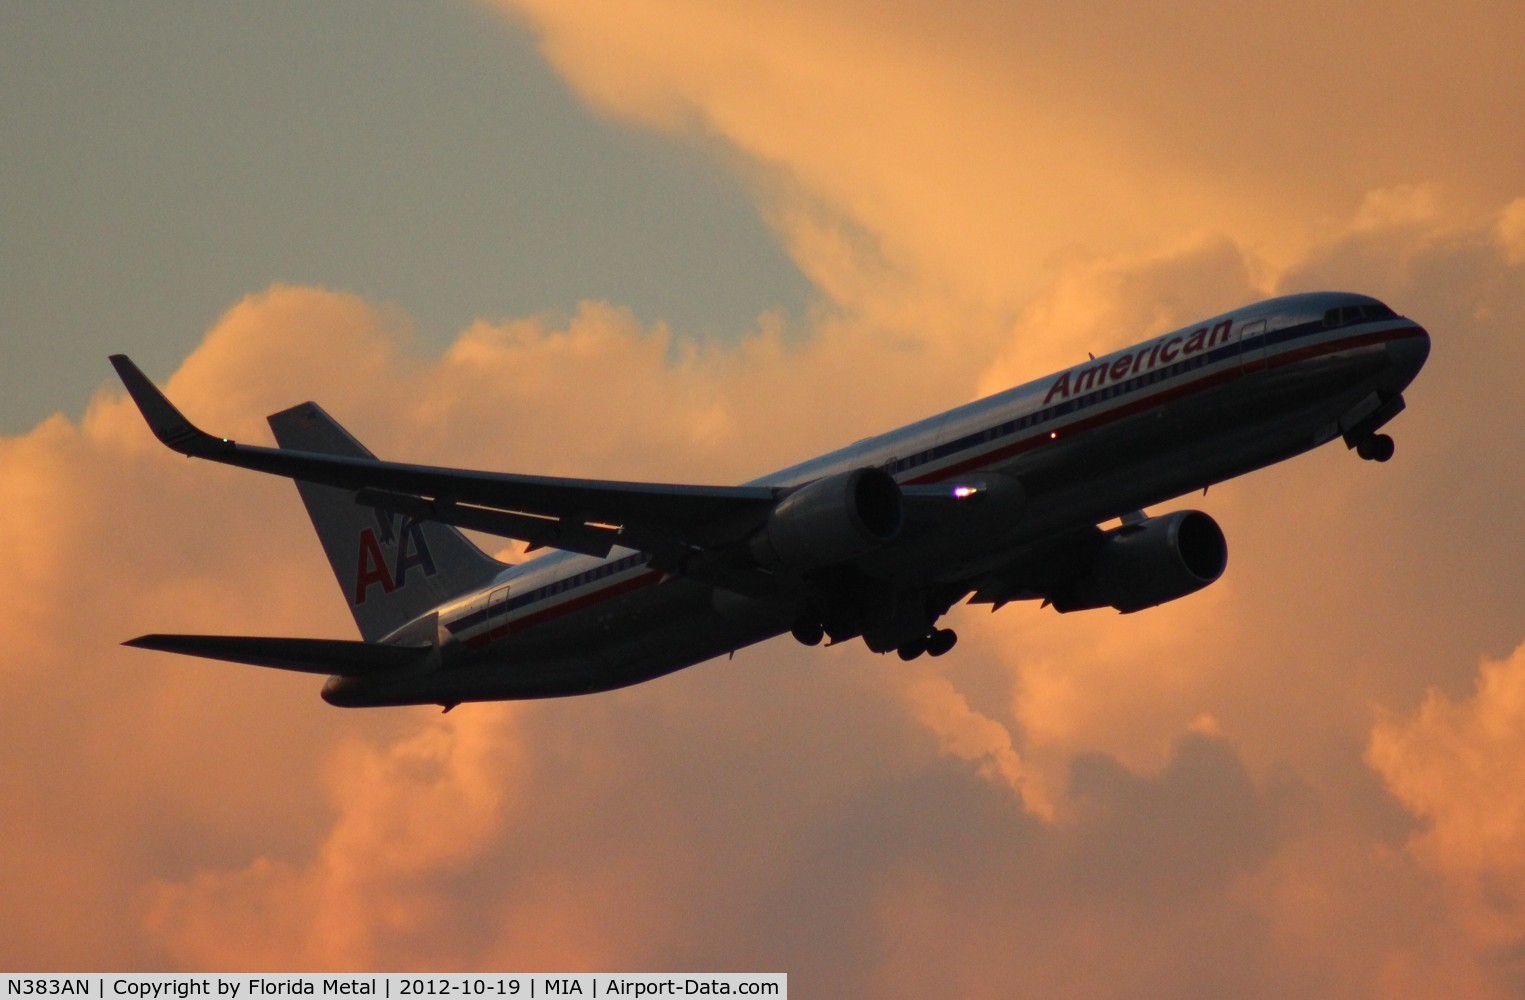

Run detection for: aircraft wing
[[123, 634, 432, 675], [109, 355, 779, 559]]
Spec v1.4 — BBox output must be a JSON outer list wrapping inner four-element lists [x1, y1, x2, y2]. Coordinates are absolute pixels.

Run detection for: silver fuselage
[[324, 291, 1430, 705]]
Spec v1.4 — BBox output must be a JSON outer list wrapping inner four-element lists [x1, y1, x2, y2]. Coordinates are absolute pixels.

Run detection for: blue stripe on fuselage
[[442, 310, 1417, 644]]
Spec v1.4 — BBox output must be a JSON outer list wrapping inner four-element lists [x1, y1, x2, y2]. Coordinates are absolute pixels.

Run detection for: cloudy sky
[[5, 1, 1525, 995]]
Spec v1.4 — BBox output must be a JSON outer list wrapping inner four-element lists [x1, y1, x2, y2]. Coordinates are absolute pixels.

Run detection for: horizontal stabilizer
[[123, 633, 432, 676]]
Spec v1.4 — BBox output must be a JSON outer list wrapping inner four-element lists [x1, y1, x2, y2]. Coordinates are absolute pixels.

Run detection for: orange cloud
[[146, 708, 524, 970], [0, 282, 1031, 971], [498, 0, 1525, 313], [1, 204, 1521, 992], [1369, 642, 1525, 963], [6, 4, 1525, 994], [1497, 198, 1525, 266], [896, 668, 1054, 819]]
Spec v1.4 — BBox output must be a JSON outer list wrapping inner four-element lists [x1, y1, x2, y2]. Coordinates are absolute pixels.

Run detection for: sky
[[4, 1, 1525, 995]]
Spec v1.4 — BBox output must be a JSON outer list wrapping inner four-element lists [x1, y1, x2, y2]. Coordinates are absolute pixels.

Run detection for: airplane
[[111, 290, 1430, 709]]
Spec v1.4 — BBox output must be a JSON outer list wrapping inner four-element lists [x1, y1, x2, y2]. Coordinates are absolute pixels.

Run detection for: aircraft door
[[487, 585, 511, 640], [1239, 320, 1268, 374]]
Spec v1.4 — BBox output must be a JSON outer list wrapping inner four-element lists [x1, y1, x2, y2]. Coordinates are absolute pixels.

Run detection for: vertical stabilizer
[[267, 402, 504, 642]]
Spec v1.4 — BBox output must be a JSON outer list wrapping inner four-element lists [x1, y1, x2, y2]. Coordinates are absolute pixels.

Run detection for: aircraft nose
[[1387, 324, 1431, 384]]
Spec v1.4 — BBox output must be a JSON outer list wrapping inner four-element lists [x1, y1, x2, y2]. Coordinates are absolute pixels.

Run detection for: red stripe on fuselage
[[461, 569, 664, 649], [909, 325, 1422, 484], [457, 324, 1423, 644]]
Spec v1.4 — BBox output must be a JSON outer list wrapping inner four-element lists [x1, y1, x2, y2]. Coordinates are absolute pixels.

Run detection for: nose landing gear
[[1341, 391, 1405, 463]]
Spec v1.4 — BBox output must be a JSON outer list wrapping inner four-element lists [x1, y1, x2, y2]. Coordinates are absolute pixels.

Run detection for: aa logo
[[354, 511, 437, 605]]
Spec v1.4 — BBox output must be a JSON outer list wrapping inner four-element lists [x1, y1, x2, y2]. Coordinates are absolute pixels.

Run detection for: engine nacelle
[[1051, 510, 1227, 613], [751, 467, 903, 572]]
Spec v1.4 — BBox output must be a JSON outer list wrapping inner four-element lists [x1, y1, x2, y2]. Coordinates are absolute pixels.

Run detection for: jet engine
[[1050, 510, 1227, 613], [751, 467, 902, 572]]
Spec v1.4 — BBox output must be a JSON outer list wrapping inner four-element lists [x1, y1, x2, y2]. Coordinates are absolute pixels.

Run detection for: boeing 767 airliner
[[112, 291, 1429, 708]]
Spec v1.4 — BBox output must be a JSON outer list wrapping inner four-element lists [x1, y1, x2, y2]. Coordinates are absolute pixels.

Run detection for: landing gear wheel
[[926, 628, 958, 657], [1357, 433, 1395, 462], [791, 620, 825, 646], [897, 638, 927, 661]]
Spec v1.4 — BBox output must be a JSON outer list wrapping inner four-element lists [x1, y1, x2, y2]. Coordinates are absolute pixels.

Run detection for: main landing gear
[[790, 619, 826, 646], [789, 616, 958, 661], [897, 628, 957, 661], [1355, 432, 1395, 462]]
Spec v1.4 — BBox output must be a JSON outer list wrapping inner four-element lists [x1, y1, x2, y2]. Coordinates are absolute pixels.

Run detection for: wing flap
[[354, 488, 622, 558], [123, 634, 433, 676]]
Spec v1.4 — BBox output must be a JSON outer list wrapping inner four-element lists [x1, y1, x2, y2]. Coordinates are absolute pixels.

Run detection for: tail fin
[[267, 402, 505, 642]]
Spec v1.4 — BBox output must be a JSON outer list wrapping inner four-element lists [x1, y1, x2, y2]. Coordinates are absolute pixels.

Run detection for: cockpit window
[[1324, 301, 1398, 327]]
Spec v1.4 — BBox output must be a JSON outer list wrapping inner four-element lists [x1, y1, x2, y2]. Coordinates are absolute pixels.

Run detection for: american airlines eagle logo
[[354, 510, 437, 604]]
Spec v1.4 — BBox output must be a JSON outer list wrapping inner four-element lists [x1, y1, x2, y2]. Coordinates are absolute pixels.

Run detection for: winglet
[[108, 355, 230, 456]]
